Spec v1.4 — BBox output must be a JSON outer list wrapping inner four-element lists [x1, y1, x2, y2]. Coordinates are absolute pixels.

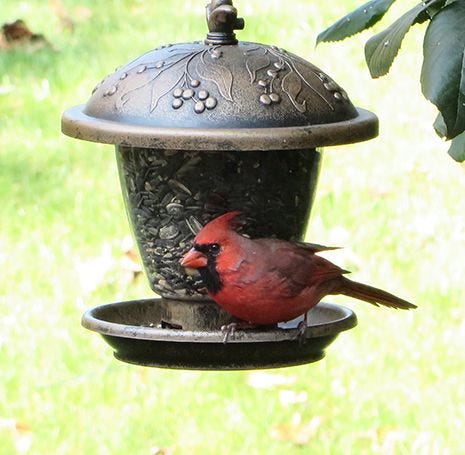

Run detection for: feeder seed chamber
[[61, 0, 378, 370]]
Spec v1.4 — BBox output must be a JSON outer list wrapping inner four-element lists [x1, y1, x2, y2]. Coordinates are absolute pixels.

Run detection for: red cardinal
[[181, 211, 416, 326]]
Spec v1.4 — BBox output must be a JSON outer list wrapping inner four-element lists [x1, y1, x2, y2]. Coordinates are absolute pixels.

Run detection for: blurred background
[[1, 0, 464, 453]]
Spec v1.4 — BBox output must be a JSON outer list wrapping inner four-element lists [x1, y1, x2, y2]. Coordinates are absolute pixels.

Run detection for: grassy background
[[1, 0, 464, 453]]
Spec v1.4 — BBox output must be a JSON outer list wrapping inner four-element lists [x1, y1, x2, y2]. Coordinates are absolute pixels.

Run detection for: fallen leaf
[[74, 6, 92, 21], [151, 447, 174, 455], [50, 0, 75, 32], [271, 414, 322, 445], [0, 418, 33, 453], [0, 20, 49, 51], [121, 235, 142, 272], [120, 235, 142, 283]]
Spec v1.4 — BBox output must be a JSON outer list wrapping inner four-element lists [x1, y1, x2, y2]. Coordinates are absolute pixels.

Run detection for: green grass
[[1, 0, 465, 453]]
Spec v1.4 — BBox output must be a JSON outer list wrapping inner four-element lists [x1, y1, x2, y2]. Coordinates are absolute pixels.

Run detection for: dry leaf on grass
[[151, 447, 174, 455], [0, 20, 49, 51], [0, 418, 33, 453], [271, 413, 322, 445], [50, 0, 75, 32], [120, 235, 143, 276]]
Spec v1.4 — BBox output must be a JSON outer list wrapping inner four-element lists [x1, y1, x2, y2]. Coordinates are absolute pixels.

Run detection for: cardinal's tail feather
[[338, 277, 416, 310]]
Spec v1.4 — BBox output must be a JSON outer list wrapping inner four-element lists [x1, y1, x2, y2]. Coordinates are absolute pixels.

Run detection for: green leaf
[[421, 1, 465, 139], [447, 130, 465, 162], [316, 0, 397, 44], [433, 112, 447, 138], [422, 0, 447, 19], [364, 1, 433, 78]]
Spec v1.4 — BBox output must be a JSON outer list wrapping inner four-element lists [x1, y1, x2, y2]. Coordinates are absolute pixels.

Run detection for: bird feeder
[[62, 0, 377, 370]]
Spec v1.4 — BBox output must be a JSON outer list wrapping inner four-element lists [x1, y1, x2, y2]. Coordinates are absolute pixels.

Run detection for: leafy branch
[[317, 0, 465, 162]]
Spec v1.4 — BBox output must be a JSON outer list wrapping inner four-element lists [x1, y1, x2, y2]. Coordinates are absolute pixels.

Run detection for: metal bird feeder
[[62, 0, 377, 370]]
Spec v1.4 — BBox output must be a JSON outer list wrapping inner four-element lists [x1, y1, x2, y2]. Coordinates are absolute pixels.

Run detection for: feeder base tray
[[81, 298, 357, 370]]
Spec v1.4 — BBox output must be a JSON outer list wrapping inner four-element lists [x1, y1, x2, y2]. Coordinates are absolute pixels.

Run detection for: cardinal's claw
[[221, 323, 237, 344], [221, 321, 262, 344]]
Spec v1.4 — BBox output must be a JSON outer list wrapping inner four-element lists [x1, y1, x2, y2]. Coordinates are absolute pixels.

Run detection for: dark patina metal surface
[[81, 299, 357, 369], [61, 1, 378, 150]]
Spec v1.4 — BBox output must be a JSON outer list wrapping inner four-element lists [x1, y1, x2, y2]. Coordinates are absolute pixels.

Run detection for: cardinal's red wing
[[254, 239, 349, 298]]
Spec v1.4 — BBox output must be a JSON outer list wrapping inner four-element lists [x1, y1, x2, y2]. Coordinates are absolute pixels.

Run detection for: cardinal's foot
[[220, 322, 260, 344], [296, 315, 309, 345], [221, 322, 237, 344]]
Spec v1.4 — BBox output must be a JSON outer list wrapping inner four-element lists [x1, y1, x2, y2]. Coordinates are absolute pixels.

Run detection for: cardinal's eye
[[209, 243, 221, 255]]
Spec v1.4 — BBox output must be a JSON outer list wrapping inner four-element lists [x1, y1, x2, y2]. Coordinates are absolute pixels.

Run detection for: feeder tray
[[82, 299, 357, 370], [62, 0, 376, 369]]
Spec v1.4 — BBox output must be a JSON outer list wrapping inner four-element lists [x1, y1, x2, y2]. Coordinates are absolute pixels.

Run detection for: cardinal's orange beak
[[180, 248, 208, 268]]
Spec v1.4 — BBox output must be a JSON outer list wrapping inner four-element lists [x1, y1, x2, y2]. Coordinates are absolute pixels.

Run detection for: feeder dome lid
[[62, 2, 378, 151]]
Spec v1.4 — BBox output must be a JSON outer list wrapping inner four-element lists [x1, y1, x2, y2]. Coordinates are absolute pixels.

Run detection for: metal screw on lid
[[205, 0, 245, 45]]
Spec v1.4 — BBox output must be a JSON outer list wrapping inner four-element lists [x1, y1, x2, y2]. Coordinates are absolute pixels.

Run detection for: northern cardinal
[[180, 211, 416, 327]]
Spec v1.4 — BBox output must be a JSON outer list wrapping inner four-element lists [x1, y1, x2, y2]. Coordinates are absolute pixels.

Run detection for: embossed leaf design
[[287, 58, 333, 109], [150, 73, 184, 112], [149, 56, 194, 112], [119, 67, 166, 108], [281, 70, 306, 113], [118, 53, 194, 112], [246, 54, 271, 83], [267, 48, 333, 110], [196, 51, 233, 102]]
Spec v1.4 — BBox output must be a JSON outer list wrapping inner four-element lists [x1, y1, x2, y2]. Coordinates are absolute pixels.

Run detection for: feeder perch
[[61, 0, 377, 370]]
